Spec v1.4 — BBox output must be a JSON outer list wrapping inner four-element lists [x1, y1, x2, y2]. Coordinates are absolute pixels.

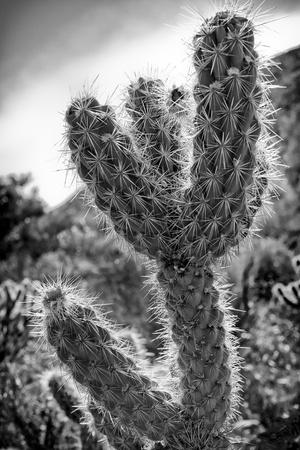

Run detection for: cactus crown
[[64, 4, 278, 266], [36, 3, 280, 449]]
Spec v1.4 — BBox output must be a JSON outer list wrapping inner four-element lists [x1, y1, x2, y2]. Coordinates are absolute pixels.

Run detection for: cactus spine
[[37, 4, 278, 449]]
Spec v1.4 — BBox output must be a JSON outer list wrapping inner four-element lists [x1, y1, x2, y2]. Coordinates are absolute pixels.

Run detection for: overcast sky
[[1, 0, 300, 206]]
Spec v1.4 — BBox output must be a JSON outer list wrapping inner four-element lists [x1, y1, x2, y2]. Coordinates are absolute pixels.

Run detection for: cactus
[[36, 3, 278, 449]]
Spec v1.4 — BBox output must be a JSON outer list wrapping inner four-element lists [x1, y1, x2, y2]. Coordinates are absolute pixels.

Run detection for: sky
[[1, 0, 300, 206]]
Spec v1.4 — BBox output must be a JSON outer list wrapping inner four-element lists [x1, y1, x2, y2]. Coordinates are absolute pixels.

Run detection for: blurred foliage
[[227, 238, 297, 321], [273, 254, 300, 310], [262, 47, 300, 254], [0, 174, 44, 243], [0, 279, 34, 364], [234, 296, 300, 448]]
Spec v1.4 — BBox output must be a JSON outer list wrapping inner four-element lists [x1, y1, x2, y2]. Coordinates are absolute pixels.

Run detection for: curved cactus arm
[[65, 96, 172, 258], [179, 12, 271, 262], [126, 77, 184, 183], [38, 282, 182, 443]]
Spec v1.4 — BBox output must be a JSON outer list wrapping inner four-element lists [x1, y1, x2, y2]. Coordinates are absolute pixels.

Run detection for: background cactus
[[273, 254, 300, 309], [36, 3, 278, 449], [235, 238, 297, 314], [0, 279, 33, 364]]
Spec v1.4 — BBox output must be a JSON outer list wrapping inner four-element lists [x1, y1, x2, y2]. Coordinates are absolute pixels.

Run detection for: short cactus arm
[[66, 96, 172, 258], [126, 77, 183, 182], [41, 285, 182, 442]]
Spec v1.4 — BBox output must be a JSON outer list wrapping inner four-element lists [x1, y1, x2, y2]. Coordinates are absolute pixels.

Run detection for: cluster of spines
[[66, 96, 174, 258], [126, 77, 183, 181]]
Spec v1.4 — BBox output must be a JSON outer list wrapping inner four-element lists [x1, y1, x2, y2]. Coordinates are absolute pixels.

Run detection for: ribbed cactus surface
[[37, 4, 278, 449]]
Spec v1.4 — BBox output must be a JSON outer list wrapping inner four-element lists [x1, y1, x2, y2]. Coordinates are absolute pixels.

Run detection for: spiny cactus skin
[[239, 238, 297, 310], [42, 286, 181, 443], [39, 4, 278, 449], [49, 372, 142, 450], [292, 255, 300, 275]]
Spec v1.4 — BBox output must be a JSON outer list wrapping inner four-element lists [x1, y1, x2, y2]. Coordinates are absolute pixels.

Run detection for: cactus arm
[[41, 284, 182, 442], [126, 77, 183, 182], [49, 374, 105, 450], [65, 96, 176, 258], [180, 12, 268, 262]]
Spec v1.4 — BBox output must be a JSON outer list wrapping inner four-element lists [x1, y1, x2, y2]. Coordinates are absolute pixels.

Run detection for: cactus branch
[[41, 284, 182, 442], [126, 77, 183, 182], [66, 96, 173, 258]]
